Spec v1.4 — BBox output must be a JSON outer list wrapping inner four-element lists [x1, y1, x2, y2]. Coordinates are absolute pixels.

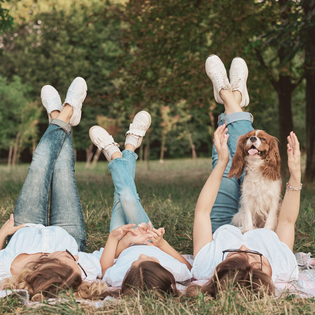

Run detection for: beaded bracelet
[[286, 182, 303, 192]]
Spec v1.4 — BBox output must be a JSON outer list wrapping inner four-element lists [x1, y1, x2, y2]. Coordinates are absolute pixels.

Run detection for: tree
[[0, 75, 41, 168], [0, 1, 124, 162]]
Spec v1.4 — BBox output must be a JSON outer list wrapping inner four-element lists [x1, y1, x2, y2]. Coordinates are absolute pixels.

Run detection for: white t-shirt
[[0, 224, 102, 281], [192, 225, 298, 283], [102, 245, 192, 287]]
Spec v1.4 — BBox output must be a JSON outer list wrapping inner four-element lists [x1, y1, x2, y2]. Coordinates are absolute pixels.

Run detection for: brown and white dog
[[228, 130, 281, 232]]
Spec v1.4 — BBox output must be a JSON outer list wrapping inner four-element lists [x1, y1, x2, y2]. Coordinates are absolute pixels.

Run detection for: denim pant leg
[[49, 132, 87, 252], [210, 112, 254, 232], [14, 119, 71, 226], [108, 157, 151, 232]]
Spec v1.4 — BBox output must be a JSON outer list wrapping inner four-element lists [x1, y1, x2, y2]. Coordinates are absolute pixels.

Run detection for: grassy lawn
[[0, 158, 315, 314]]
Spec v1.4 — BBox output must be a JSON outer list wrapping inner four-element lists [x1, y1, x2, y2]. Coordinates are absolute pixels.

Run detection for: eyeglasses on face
[[65, 249, 87, 279], [222, 249, 263, 271]]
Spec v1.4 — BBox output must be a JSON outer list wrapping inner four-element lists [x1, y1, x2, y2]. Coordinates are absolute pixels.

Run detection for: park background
[[0, 0, 314, 178], [1, 0, 315, 313]]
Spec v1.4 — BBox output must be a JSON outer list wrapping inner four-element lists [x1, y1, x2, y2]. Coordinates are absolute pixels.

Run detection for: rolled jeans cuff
[[51, 119, 71, 134], [219, 112, 253, 126]]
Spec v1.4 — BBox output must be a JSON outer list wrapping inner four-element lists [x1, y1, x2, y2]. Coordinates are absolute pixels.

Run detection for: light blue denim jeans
[[211, 112, 254, 232], [13, 119, 87, 251], [108, 150, 152, 232]]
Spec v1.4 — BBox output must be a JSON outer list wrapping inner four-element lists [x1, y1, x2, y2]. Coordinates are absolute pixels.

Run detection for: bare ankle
[[111, 151, 122, 160], [232, 90, 242, 105], [50, 110, 60, 120], [57, 104, 73, 124], [125, 143, 136, 152]]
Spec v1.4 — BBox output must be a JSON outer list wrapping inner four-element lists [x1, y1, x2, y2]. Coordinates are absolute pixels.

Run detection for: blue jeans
[[13, 119, 86, 251], [108, 150, 152, 232], [211, 112, 254, 232]]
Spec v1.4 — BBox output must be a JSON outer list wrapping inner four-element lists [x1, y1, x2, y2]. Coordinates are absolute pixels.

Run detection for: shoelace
[[45, 97, 59, 110], [230, 75, 242, 90], [213, 71, 230, 90], [66, 89, 78, 103]]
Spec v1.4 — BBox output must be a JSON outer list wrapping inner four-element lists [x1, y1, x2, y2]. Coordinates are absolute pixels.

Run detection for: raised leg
[[210, 90, 254, 232], [14, 120, 71, 226], [108, 157, 151, 232], [49, 132, 86, 251]]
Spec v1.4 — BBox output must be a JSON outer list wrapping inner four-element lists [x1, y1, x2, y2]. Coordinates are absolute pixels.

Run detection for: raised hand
[[0, 214, 25, 237], [124, 225, 152, 244], [110, 223, 136, 240], [146, 227, 165, 247], [213, 124, 229, 164], [287, 131, 301, 179]]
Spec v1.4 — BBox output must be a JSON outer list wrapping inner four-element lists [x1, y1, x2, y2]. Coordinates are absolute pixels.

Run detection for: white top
[[102, 245, 192, 287], [192, 224, 298, 283], [0, 224, 102, 281]]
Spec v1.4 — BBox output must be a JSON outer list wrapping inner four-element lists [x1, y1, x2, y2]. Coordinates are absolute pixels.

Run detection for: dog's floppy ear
[[261, 136, 281, 181], [228, 135, 246, 179]]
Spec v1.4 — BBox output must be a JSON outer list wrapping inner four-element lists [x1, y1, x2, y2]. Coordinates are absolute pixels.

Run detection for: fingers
[[123, 223, 136, 229], [148, 221, 153, 231]]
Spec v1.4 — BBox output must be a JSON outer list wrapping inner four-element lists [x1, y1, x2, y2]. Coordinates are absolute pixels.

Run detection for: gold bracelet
[[286, 182, 303, 192]]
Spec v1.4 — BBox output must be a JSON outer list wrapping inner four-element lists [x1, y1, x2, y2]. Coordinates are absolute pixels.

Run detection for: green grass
[[0, 158, 315, 314]]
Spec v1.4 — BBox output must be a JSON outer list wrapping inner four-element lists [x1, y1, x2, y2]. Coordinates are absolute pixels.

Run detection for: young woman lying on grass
[[188, 55, 301, 297], [89, 111, 192, 296], [0, 78, 106, 299]]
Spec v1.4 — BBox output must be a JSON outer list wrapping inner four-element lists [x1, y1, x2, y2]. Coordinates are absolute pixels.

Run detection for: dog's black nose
[[249, 136, 257, 142]]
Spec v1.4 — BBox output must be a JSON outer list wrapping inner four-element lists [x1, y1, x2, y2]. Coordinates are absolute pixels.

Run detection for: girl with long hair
[[89, 112, 192, 296], [0, 78, 103, 299], [189, 55, 301, 298]]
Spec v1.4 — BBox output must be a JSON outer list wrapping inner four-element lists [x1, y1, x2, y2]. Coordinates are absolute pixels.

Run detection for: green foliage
[[0, 76, 41, 149], [0, 1, 124, 151], [0, 0, 13, 33]]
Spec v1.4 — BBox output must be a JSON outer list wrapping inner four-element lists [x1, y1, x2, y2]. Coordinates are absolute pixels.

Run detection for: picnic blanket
[[2, 253, 315, 308]]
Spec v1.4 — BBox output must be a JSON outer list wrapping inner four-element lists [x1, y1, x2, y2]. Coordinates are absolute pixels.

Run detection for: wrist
[[216, 159, 229, 168], [288, 173, 301, 186], [157, 239, 167, 249]]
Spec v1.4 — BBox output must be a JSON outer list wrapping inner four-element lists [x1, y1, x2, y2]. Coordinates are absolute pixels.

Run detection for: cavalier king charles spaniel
[[228, 130, 281, 232]]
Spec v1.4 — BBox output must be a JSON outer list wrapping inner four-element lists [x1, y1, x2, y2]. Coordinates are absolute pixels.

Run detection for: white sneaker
[[41, 85, 62, 123], [229, 57, 250, 107], [125, 111, 151, 149], [205, 54, 231, 104], [89, 126, 121, 162], [64, 77, 87, 126]]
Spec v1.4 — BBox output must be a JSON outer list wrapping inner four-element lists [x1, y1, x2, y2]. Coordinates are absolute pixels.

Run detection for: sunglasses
[[65, 249, 87, 279], [222, 249, 263, 271]]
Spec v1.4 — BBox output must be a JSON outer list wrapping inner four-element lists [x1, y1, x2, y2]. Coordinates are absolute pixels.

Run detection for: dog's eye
[[246, 137, 249, 140], [259, 138, 266, 141]]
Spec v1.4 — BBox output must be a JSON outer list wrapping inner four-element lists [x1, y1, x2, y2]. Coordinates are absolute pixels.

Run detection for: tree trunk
[[7, 146, 13, 171], [85, 143, 94, 168], [92, 148, 102, 167], [303, 1, 315, 182], [160, 132, 166, 163], [12, 132, 20, 167], [139, 144, 143, 162], [277, 74, 294, 177], [185, 122, 197, 163], [305, 68, 315, 182], [145, 132, 150, 171]]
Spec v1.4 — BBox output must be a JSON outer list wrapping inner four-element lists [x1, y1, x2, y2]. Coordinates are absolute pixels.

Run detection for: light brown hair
[[1, 257, 82, 300], [186, 255, 275, 298], [121, 261, 180, 296]]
